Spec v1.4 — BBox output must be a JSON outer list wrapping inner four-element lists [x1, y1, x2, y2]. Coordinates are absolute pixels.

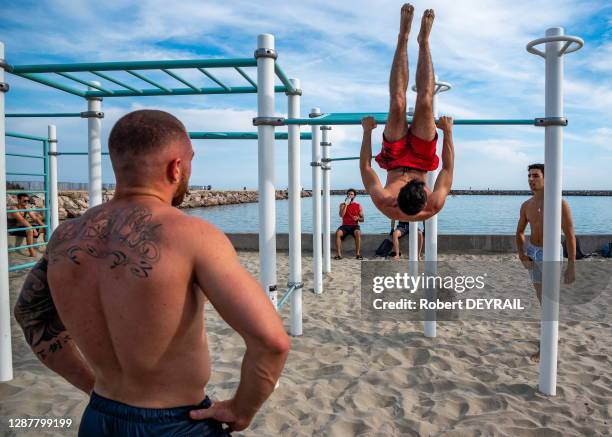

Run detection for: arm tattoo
[[14, 258, 66, 349], [48, 206, 162, 278]]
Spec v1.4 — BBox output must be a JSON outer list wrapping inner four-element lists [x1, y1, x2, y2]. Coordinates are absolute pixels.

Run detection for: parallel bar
[[7, 242, 47, 252], [85, 85, 289, 98], [125, 70, 170, 92], [8, 262, 38, 272], [6, 152, 45, 159], [235, 67, 257, 88], [197, 68, 230, 91], [187, 132, 312, 140], [6, 208, 48, 213], [7, 225, 48, 232], [161, 69, 200, 91], [6, 113, 82, 118], [13, 73, 86, 97], [90, 71, 142, 93], [274, 64, 297, 94], [10, 58, 258, 74], [6, 172, 46, 176], [6, 131, 47, 141], [285, 114, 536, 126], [56, 72, 113, 94]]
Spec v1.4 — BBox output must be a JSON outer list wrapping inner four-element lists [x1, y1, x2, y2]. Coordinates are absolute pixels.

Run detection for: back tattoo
[[48, 206, 162, 278]]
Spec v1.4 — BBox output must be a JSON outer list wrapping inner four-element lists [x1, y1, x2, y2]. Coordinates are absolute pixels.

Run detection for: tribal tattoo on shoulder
[[48, 206, 162, 278]]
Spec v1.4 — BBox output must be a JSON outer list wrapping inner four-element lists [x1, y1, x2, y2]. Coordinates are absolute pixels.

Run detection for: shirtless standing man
[[13, 110, 290, 436], [360, 4, 455, 221], [516, 163, 576, 362]]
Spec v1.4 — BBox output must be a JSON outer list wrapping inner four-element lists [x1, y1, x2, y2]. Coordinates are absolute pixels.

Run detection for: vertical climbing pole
[[311, 108, 323, 294], [287, 78, 303, 335], [48, 125, 59, 233], [87, 83, 103, 207], [255, 34, 278, 306], [527, 27, 583, 396], [0, 41, 13, 382], [321, 125, 332, 274]]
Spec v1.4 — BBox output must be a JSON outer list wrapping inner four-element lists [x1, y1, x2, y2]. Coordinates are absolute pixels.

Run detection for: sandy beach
[[1, 250, 610, 436]]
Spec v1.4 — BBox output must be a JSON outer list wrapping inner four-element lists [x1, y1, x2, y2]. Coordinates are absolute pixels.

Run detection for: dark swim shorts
[[78, 391, 231, 437], [337, 224, 361, 240]]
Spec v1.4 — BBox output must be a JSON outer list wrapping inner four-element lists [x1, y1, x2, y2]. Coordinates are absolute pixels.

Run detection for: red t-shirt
[[342, 202, 361, 226]]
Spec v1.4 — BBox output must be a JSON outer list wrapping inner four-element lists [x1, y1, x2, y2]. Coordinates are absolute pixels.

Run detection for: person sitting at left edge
[[7, 193, 43, 257], [334, 188, 364, 260], [13, 109, 290, 436]]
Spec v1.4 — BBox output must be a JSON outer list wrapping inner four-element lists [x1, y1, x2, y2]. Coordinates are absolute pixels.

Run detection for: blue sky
[[2, 0, 611, 190]]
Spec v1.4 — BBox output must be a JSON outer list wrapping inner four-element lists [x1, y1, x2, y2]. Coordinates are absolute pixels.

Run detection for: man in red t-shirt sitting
[[334, 188, 365, 260]]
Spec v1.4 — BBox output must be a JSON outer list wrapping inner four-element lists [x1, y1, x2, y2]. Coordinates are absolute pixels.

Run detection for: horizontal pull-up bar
[[324, 156, 359, 162], [5, 131, 47, 142], [188, 132, 312, 140], [283, 113, 539, 126], [7, 113, 82, 118]]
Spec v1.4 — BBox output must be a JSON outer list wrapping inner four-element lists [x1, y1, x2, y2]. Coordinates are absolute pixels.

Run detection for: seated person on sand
[[7, 193, 45, 257], [13, 110, 290, 436], [359, 5, 455, 221], [516, 163, 576, 363], [334, 188, 364, 260], [390, 219, 424, 260]]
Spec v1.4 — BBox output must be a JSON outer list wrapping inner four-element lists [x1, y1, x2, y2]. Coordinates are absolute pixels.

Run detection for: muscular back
[[47, 200, 210, 407]]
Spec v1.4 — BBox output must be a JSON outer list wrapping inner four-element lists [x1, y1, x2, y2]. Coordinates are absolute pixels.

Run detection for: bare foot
[[417, 9, 435, 45], [399, 4, 414, 37], [392, 254, 401, 260], [530, 349, 540, 363]]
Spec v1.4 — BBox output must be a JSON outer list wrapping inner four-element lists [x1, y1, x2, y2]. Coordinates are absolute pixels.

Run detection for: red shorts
[[375, 130, 439, 172]]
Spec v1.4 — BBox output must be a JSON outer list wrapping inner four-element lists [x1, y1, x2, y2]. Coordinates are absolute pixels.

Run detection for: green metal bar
[[277, 284, 299, 310], [8, 225, 48, 233], [274, 64, 297, 94], [329, 156, 359, 162], [12, 73, 86, 97], [6, 152, 45, 159], [6, 172, 47, 177], [10, 58, 258, 74], [188, 132, 312, 140], [234, 67, 257, 88], [196, 68, 230, 91], [90, 71, 142, 93], [7, 208, 49, 213], [6, 131, 48, 142], [6, 113, 82, 118], [8, 242, 47, 253], [56, 72, 113, 94], [55, 151, 109, 156], [9, 262, 38, 272], [161, 69, 199, 91], [84, 85, 288, 98], [125, 70, 170, 92], [6, 190, 47, 194], [284, 113, 536, 126]]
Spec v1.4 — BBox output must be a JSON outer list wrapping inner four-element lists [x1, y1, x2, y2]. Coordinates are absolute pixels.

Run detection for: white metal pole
[[311, 107, 323, 294], [256, 34, 278, 306], [539, 27, 564, 396], [87, 83, 102, 207], [48, 125, 59, 233], [424, 79, 440, 338], [0, 41, 14, 382], [287, 78, 302, 336], [321, 126, 332, 274]]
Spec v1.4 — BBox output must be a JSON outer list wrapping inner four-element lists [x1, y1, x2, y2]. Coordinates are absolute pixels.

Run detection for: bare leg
[[531, 283, 543, 362], [411, 9, 436, 141], [335, 230, 343, 258], [355, 231, 362, 257], [392, 230, 401, 259], [418, 231, 424, 258], [384, 4, 414, 142], [26, 230, 36, 257]]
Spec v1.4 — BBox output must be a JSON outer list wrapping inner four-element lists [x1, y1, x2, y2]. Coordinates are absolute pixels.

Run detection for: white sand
[[1, 251, 610, 436]]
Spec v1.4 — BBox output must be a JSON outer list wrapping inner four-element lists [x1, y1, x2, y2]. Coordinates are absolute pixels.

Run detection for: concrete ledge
[[226, 234, 612, 254]]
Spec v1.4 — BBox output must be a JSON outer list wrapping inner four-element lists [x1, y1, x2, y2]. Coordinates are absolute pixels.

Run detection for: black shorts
[[395, 222, 425, 238], [9, 228, 30, 238], [337, 225, 361, 240]]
